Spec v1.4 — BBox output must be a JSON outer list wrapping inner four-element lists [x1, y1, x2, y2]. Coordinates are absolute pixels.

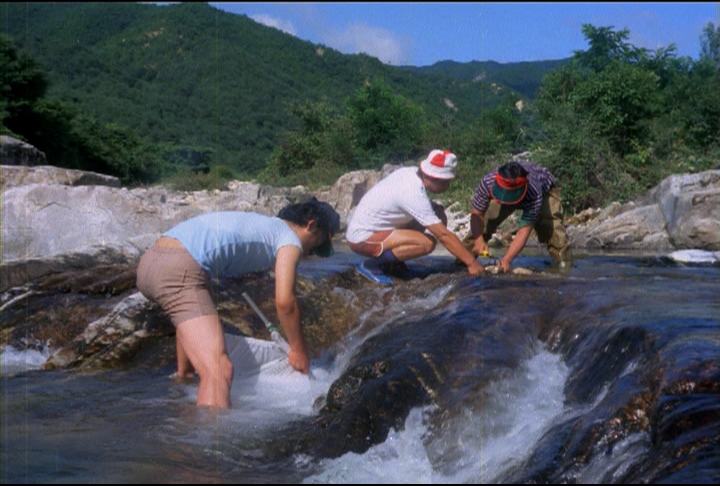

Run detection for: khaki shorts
[[136, 239, 217, 326]]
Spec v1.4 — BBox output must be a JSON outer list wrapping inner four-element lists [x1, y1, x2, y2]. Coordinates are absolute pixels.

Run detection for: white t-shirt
[[346, 167, 441, 243]]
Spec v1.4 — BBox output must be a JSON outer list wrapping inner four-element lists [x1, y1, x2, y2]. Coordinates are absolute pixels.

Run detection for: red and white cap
[[419, 150, 457, 180]]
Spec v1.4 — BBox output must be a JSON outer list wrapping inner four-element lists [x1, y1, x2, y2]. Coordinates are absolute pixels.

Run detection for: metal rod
[[241, 292, 291, 354]]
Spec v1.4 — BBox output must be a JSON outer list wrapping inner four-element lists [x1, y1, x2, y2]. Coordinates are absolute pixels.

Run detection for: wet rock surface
[[2, 157, 718, 479]]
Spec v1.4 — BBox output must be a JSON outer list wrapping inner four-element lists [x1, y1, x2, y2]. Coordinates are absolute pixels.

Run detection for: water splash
[[1, 344, 52, 376], [303, 347, 569, 483]]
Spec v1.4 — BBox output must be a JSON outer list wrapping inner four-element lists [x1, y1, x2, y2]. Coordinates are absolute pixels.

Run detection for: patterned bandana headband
[[491, 172, 528, 204], [494, 173, 528, 189]]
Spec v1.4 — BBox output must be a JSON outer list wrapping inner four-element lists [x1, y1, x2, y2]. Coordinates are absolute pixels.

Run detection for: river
[[2, 249, 719, 483]]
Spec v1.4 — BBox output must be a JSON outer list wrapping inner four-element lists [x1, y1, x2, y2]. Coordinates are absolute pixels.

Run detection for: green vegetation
[[1, 34, 166, 183], [1, 3, 718, 215], [401, 59, 571, 100], [533, 23, 720, 211], [0, 2, 510, 186]]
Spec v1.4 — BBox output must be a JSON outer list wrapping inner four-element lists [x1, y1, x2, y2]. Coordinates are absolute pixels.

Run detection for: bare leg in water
[[175, 337, 196, 380], [175, 314, 234, 408]]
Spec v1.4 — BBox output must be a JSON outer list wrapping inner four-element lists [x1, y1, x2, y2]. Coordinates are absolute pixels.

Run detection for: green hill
[[0, 2, 559, 176], [400, 59, 571, 100]]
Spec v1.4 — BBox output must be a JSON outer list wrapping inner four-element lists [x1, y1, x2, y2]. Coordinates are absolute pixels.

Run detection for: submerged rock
[[312, 309, 467, 458]]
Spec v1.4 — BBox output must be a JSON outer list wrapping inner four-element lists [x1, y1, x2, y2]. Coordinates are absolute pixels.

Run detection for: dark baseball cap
[[278, 198, 340, 258], [308, 198, 340, 257]]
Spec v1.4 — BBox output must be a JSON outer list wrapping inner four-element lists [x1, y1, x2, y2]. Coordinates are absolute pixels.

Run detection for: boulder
[[1, 164, 121, 189], [567, 170, 720, 251], [643, 171, 720, 251], [0, 135, 47, 166]]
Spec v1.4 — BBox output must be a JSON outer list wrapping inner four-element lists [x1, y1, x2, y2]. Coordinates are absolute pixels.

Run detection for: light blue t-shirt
[[164, 212, 302, 278]]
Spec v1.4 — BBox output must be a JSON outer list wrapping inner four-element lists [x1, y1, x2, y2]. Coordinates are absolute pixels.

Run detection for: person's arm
[[426, 222, 485, 276], [469, 208, 488, 256], [273, 245, 309, 374], [498, 224, 532, 272]]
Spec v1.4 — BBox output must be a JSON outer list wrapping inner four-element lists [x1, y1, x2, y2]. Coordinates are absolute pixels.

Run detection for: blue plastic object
[[356, 260, 394, 285]]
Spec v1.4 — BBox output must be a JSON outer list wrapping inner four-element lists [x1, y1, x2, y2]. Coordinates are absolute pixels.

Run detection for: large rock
[[0, 135, 47, 166], [317, 169, 381, 229], [317, 164, 399, 230], [1, 164, 121, 189], [643, 171, 720, 251], [1, 168, 319, 291], [0, 161, 395, 291], [568, 204, 673, 251], [40, 292, 170, 371], [568, 170, 720, 251]]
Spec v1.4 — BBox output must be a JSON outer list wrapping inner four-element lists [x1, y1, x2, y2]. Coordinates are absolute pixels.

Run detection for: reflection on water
[[2, 253, 719, 483]]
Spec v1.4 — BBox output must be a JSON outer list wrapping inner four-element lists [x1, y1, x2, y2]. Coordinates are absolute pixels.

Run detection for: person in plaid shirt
[[467, 160, 572, 272]]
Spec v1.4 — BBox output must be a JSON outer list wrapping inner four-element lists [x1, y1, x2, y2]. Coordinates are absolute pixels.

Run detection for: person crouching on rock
[[346, 149, 484, 285], [136, 198, 340, 408]]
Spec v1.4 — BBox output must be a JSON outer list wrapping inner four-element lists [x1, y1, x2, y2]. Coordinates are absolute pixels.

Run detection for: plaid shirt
[[472, 162, 556, 225]]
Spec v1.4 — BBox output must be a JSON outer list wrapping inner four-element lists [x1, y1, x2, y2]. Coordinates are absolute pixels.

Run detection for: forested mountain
[[1, 2, 555, 176], [4, 3, 717, 212], [401, 59, 571, 100]]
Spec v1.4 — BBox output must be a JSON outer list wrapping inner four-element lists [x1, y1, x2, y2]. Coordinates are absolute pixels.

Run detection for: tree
[[577, 61, 659, 156], [259, 99, 358, 186], [573, 24, 645, 72], [700, 22, 720, 67], [346, 80, 425, 163], [0, 35, 48, 134], [458, 94, 526, 156], [675, 60, 720, 150], [1, 35, 166, 184], [534, 25, 667, 209]]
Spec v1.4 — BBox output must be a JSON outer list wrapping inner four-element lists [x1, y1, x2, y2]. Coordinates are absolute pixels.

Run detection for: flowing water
[[2, 251, 719, 483]]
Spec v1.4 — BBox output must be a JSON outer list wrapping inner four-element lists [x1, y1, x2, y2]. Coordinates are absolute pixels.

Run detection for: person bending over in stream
[[466, 160, 572, 273], [136, 198, 340, 408]]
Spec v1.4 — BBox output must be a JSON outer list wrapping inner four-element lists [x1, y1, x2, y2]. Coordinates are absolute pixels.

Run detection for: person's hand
[[467, 260, 485, 277], [288, 348, 310, 374], [496, 258, 511, 274], [472, 238, 488, 257]]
